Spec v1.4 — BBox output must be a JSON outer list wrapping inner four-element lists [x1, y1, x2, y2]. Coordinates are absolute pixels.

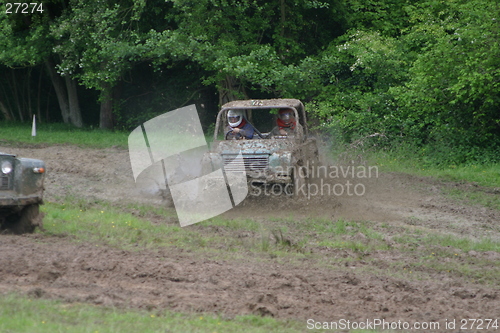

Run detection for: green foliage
[[146, 0, 344, 97], [338, 0, 412, 37], [1, 0, 499, 163], [0, 1, 52, 66], [308, 30, 409, 143], [309, 0, 500, 164], [395, 0, 500, 144], [51, 0, 154, 90]]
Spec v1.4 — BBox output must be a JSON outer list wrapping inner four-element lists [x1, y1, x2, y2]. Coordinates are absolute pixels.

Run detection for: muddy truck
[[0, 152, 46, 234], [204, 99, 319, 195]]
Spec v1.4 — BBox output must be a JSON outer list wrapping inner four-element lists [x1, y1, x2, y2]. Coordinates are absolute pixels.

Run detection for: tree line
[[1, 0, 499, 163]]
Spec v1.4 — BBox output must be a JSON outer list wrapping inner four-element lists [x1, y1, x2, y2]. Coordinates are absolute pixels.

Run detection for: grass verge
[[43, 197, 500, 257], [0, 121, 216, 149], [370, 150, 500, 211], [42, 199, 313, 257], [0, 121, 129, 148], [0, 293, 303, 333], [373, 151, 500, 188]]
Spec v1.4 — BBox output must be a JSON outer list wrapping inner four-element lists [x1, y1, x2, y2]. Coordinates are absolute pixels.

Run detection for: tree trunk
[[280, 0, 286, 37], [218, 75, 251, 125], [0, 82, 14, 120], [27, 68, 32, 119], [218, 75, 248, 106], [0, 100, 12, 120], [99, 83, 114, 130], [37, 66, 43, 122], [64, 75, 83, 127], [45, 59, 70, 124], [11, 70, 24, 121]]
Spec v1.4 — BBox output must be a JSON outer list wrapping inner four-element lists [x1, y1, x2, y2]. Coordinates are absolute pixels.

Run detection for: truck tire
[[6, 204, 42, 234]]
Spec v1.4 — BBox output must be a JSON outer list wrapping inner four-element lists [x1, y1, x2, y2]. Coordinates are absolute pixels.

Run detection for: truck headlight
[[1, 161, 12, 174]]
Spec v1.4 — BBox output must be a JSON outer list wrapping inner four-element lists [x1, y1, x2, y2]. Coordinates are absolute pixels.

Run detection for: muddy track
[[1, 233, 499, 323], [1, 144, 499, 327]]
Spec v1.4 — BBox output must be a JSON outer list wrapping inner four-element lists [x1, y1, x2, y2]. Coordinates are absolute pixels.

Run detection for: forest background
[[1, 0, 499, 165]]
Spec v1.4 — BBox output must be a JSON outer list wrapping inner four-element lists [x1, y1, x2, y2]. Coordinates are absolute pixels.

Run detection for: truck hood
[[211, 139, 297, 155]]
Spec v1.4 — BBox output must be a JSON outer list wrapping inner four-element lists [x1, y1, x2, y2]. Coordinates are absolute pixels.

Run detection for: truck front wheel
[[3, 204, 43, 234]]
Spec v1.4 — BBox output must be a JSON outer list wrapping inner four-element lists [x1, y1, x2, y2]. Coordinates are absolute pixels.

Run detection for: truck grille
[[0, 175, 10, 190], [223, 154, 269, 172]]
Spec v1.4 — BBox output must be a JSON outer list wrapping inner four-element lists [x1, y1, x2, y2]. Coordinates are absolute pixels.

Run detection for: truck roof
[[221, 99, 304, 110]]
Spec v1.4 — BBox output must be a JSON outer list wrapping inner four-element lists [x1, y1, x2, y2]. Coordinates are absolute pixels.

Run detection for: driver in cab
[[225, 110, 254, 140]]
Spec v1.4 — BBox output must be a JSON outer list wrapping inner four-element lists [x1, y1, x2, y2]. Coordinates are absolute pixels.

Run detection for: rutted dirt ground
[[1, 143, 500, 331]]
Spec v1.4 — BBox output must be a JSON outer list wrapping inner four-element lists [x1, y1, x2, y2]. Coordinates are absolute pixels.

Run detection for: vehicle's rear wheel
[[3, 204, 42, 234]]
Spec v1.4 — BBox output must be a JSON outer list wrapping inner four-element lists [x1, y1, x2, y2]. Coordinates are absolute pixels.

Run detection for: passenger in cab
[[270, 108, 298, 137]]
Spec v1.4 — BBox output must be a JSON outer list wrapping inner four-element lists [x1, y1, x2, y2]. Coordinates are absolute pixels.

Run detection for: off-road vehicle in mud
[[205, 99, 319, 195], [0, 152, 46, 234]]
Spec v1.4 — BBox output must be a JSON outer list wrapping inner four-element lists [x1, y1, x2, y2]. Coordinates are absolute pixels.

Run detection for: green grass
[[373, 151, 500, 188], [0, 121, 216, 149], [43, 200, 217, 252], [296, 218, 500, 285], [0, 121, 129, 148], [412, 256, 500, 285], [43, 197, 500, 257], [201, 216, 262, 232], [424, 233, 500, 252], [442, 187, 500, 211], [388, 228, 500, 285], [392, 232, 500, 253], [299, 218, 391, 252], [370, 150, 500, 212], [42, 200, 309, 257], [0, 293, 303, 333]]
